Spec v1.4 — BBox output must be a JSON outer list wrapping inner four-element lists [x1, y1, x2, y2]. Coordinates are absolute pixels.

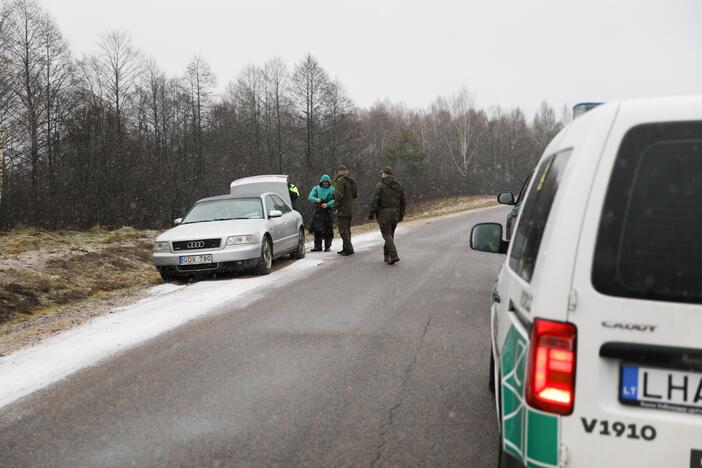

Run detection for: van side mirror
[[268, 210, 283, 219], [471, 223, 509, 254], [174, 218, 183, 226], [497, 192, 515, 205]]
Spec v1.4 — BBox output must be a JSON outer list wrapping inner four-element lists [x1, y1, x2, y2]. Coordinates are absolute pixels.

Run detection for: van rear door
[[564, 119, 702, 467]]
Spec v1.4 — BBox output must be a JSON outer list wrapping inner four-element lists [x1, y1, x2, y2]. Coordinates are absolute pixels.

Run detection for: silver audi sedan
[[153, 190, 305, 281]]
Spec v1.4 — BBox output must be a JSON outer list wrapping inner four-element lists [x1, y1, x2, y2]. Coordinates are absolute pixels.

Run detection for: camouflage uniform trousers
[[337, 215, 354, 253], [378, 208, 400, 261], [379, 222, 399, 261]]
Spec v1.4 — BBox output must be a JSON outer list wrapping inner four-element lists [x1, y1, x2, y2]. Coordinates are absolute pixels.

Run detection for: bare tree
[[433, 86, 481, 177], [532, 101, 562, 159], [262, 58, 290, 172], [0, 3, 9, 208], [230, 64, 263, 167], [0, 11, 570, 231], [142, 58, 167, 158], [0, 3, 12, 117], [291, 54, 330, 168], [2, 0, 50, 188], [185, 55, 215, 178], [95, 30, 141, 123], [40, 14, 73, 175], [320, 78, 353, 162]]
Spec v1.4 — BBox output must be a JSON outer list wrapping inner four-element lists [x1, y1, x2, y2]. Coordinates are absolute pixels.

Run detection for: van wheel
[[489, 351, 496, 394], [291, 228, 306, 259], [255, 238, 273, 275]]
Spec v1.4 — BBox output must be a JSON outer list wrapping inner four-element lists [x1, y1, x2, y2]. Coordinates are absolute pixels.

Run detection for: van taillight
[[526, 318, 577, 415]]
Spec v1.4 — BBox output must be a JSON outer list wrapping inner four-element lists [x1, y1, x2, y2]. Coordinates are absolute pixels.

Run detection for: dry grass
[[0, 226, 161, 325], [350, 194, 495, 235]]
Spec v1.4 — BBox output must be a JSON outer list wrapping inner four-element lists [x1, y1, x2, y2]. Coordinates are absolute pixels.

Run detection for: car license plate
[[178, 254, 213, 265], [620, 364, 702, 415]]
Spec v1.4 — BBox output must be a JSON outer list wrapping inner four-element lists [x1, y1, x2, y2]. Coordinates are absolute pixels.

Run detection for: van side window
[[592, 122, 702, 305], [509, 150, 572, 282]]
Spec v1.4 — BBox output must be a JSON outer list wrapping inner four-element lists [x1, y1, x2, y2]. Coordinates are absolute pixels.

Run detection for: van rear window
[[592, 122, 702, 304]]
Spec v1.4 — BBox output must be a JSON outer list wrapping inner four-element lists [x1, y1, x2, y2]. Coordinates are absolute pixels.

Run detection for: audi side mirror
[[174, 218, 183, 226], [497, 192, 515, 205], [269, 210, 283, 219], [470, 223, 509, 254]]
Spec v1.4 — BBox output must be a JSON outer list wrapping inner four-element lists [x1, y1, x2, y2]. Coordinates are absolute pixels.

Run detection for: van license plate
[[179, 254, 213, 265], [620, 364, 702, 415]]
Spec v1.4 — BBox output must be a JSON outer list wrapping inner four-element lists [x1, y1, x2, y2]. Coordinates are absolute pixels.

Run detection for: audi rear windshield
[[592, 122, 702, 304], [182, 198, 264, 224]]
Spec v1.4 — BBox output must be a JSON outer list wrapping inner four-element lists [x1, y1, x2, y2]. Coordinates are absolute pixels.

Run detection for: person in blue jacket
[[308, 174, 335, 252]]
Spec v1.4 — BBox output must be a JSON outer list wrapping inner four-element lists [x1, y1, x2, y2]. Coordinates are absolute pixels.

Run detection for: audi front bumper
[[152, 242, 262, 273]]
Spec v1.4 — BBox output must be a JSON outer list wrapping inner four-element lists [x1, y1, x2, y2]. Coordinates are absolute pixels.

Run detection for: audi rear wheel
[[291, 228, 306, 259]]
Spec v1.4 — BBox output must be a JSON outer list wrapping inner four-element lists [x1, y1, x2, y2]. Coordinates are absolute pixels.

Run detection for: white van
[[471, 96, 702, 467]]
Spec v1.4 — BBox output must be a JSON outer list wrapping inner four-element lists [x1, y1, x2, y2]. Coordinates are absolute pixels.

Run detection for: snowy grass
[[0, 204, 501, 410], [1, 195, 494, 327], [0, 226, 160, 325], [0, 227, 391, 409]]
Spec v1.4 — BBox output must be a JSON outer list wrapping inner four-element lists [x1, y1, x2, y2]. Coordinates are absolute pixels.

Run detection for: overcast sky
[[35, 0, 702, 115]]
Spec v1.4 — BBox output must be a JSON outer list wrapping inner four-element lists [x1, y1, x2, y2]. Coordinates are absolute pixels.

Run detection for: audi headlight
[[226, 235, 255, 246], [154, 241, 171, 252]]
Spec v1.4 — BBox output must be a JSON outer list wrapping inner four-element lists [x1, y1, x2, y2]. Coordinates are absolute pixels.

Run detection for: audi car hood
[[156, 219, 265, 242]]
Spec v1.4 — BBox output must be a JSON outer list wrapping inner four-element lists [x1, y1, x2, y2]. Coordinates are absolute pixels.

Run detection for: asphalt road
[[0, 207, 507, 467]]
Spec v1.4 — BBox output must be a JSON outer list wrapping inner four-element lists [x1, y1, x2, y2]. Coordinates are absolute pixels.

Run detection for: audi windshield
[[182, 198, 264, 224]]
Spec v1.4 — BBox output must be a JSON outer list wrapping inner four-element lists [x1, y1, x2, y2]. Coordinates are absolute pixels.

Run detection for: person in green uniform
[[368, 167, 406, 265], [333, 164, 358, 256]]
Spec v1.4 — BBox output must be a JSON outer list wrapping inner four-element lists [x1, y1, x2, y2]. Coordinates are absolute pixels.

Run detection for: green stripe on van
[[501, 325, 559, 467]]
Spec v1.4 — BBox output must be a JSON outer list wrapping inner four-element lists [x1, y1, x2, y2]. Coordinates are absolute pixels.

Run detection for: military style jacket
[[369, 176, 407, 224], [333, 175, 358, 217]]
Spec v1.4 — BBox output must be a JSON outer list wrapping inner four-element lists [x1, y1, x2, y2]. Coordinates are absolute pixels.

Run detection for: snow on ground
[[0, 228, 390, 409], [0, 206, 497, 410]]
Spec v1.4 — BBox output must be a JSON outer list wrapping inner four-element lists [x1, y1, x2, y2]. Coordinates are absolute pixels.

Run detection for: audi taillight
[[525, 318, 577, 415]]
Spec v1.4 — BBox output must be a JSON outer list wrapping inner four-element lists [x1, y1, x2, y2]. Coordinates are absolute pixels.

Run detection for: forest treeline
[[0, 0, 565, 229]]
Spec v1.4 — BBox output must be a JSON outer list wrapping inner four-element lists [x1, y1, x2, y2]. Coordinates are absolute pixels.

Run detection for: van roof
[[598, 95, 702, 119]]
